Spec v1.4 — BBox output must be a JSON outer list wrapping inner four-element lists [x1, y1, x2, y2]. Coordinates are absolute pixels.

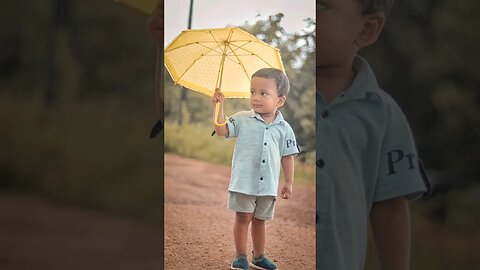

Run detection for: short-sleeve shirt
[[316, 56, 427, 270], [226, 109, 299, 197]]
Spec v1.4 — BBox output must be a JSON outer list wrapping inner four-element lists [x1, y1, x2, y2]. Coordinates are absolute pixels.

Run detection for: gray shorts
[[227, 191, 277, 220]]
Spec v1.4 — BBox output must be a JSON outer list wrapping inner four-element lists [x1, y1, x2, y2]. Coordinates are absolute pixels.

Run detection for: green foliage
[[164, 120, 236, 165]]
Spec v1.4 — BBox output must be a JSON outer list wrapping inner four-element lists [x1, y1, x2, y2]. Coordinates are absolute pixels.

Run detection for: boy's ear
[[355, 12, 385, 49], [277, 96, 286, 107]]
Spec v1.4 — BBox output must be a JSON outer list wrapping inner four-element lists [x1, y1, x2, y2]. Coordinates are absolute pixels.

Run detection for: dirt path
[[164, 154, 316, 269]]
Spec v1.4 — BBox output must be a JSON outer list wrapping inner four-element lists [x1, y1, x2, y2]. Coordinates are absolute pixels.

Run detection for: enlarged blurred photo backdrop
[[0, 1, 164, 269], [163, 0, 315, 268]]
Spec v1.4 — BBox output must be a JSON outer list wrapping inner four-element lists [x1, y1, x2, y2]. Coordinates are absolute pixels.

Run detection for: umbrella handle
[[214, 103, 228, 126]]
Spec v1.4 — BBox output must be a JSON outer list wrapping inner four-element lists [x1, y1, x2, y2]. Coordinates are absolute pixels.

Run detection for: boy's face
[[249, 77, 285, 115], [316, 0, 365, 68]]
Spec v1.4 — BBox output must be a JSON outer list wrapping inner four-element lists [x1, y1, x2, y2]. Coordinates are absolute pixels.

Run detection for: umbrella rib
[[214, 29, 234, 89], [229, 42, 277, 68], [165, 41, 221, 53], [226, 41, 251, 55], [173, 53, 208, 85], [196, 42, 223, 56], [208, 29, 229, 89], [208, 31, 225, 55], [169, 31, 226, 85], [226, 43, 251, 82]]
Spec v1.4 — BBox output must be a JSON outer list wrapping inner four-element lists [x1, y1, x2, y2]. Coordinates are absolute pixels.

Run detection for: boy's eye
[[261, 92, 268, 96]]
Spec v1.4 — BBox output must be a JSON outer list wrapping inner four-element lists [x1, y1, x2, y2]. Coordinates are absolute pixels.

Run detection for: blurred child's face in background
[[316, 0, 364, 69], [249, 77, 284, 115]]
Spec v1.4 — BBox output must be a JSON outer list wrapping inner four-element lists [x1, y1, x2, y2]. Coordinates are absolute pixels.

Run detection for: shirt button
[[266, 127, 269, 130], [262, 160, 266, 163], [260, 177, 263, 180], [264, 142, 267, 146], [316, 159, 325, 168], [321, 110, 329, 119]]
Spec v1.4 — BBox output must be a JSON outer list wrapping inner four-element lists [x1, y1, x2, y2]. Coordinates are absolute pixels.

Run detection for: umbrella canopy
[[115, 0, 157, 13], [164, 27, 285, 99]]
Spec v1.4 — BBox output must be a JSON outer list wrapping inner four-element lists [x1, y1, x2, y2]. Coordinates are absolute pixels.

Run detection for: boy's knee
[[236, 212, 253, 223], [252, 217, 266, 223]]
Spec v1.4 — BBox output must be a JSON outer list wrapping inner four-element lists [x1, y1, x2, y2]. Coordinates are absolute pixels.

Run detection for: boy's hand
[[211, 89, 225, 106], [280, 183, 293, 199]]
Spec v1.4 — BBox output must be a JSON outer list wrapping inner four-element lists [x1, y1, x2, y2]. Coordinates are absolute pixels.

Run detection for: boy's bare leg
[[251, 217, 266, 257], [234, 212, 253, 256]]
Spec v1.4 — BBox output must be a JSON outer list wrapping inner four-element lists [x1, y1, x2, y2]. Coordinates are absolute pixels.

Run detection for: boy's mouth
[[252, 104, 262, 108]]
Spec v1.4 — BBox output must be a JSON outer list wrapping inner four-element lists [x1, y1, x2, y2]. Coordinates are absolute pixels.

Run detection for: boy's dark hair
[[359, 0, 394, 16], [251, 68, 290, 97]]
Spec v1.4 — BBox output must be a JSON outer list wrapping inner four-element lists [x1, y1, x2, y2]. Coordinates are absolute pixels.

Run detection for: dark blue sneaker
[[250, 254, 277, 270], [231, 254, 249, 270]]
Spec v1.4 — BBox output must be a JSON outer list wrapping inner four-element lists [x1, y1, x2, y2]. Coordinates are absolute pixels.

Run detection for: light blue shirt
[[226, 109, 299, 197], [316, 56, 427, 270]]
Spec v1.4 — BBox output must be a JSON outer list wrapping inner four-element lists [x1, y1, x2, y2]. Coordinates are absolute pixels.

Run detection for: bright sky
[[165, 0, 315, 46]]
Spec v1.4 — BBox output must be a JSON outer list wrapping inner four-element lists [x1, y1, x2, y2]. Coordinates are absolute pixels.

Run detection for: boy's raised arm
[[370, 196, 411, 270], [211, 90, 228, 136]]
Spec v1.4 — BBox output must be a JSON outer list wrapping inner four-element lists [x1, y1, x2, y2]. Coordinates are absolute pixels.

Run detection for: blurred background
[[0, 0, 163, 269], [362, 1, 480, 268]]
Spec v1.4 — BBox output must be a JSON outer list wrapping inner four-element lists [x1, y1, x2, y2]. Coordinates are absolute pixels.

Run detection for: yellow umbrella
[[164, 27, 285, 125], [115, 0, 157, 13]]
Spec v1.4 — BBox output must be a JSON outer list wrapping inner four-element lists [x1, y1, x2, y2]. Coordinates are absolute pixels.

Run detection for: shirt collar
[[249, 109, 285, 125], [343, 55, 380, 100]]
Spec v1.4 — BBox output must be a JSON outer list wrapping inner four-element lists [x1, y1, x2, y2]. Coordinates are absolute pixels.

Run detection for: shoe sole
[[230, 266, 246, 270], [249, 262, 278, 270]]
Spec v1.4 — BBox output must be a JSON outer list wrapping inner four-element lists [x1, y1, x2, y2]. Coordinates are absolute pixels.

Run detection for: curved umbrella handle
[[214, 103, 228, 126]]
